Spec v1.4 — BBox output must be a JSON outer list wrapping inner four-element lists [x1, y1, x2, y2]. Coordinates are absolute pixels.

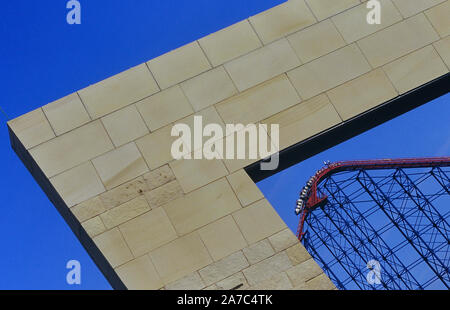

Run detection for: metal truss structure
[[295, 157, 450, 290]]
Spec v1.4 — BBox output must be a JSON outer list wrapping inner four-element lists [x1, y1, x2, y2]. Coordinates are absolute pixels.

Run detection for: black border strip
[[246, 72, 450, 183], [7, 124, 127, 290]]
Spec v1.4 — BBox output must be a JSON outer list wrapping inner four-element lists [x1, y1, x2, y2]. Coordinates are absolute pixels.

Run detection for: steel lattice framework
[[295, 157, 450, 290]]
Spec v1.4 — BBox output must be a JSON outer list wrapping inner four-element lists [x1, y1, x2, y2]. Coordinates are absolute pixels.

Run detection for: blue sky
[[0, 0, 284, 290]]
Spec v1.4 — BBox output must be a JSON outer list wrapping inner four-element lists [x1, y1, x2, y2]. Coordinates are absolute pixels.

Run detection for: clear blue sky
[[0, 0, 284, 290]]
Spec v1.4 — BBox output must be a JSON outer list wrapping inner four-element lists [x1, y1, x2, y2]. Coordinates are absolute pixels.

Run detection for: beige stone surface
[[286, 258, 324, 286], [92, 142, 149, 190], [263, 94, 341, 150], [243, 251, 293, 286], [286, 244, 311, 266], [327, 68, 398, 120], [223, 157, 259, 178], [216, 74, 300, 124], [198, 20, 262, 67], [248, 272, 293, 290], [164, 178, 241, 235], [169, 149, 228, 193], [287, 19, 346, 63], [221, 127, 275, 173], [101, 105, 148, 147], [434, 36, 450, 68], [290, 282, 308, 290], [268, 228, 299, 253], [43, 93, 91, 135], [392, 0, 445, 18], [149, 232, 213, 284], [173, 106, 226, 152], [50, 161, 105, 207], [288, 44, 371, 99], [8, 108, 55, 150], [226, 169, 264, 207], [147, 42, 211, 89], [332, 0, 402, 43], [119, 207, 177, 257], [305, 0, 360, 20], [249, 0, 316, 44], [199, 251, 249, 286], [136, 85, 193, 131], [136, 125, 186, 170], [358, 14, 439, 68], [233, 199, 286, 244], [82, 216, 106, 238], [100, 196, 150, 229], [198, 216, 248, 261], [242, 239, 275, 265], [99, 177, 148, 209], [383, 45, 448, 94], [71, 196, 106, 223], [181, 67, 237, 112], [165, 272, 206, 290], [30, 120, 114, 178], [78, 64, 159, 119], [216, 272, 249, 290], [305, 273, 336, 290], [142, 165, 176, 190], [224, 39, 301, 92], [144, 180, 184, 209], [115, 255, 163, 290], [203, 284, 219, 290], [93, 228, 133, 268], [425, 1, 450, 37]]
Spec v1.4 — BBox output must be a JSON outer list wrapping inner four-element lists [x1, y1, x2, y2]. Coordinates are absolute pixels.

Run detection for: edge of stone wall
[[8, 123, 127, 290]]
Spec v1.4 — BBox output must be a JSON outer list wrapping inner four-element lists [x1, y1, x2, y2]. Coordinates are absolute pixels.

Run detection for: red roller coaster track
[[296, 156, 450, 241]]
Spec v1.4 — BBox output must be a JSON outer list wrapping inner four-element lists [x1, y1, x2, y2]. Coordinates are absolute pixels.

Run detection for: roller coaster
[[295, 157, 450, 290]]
